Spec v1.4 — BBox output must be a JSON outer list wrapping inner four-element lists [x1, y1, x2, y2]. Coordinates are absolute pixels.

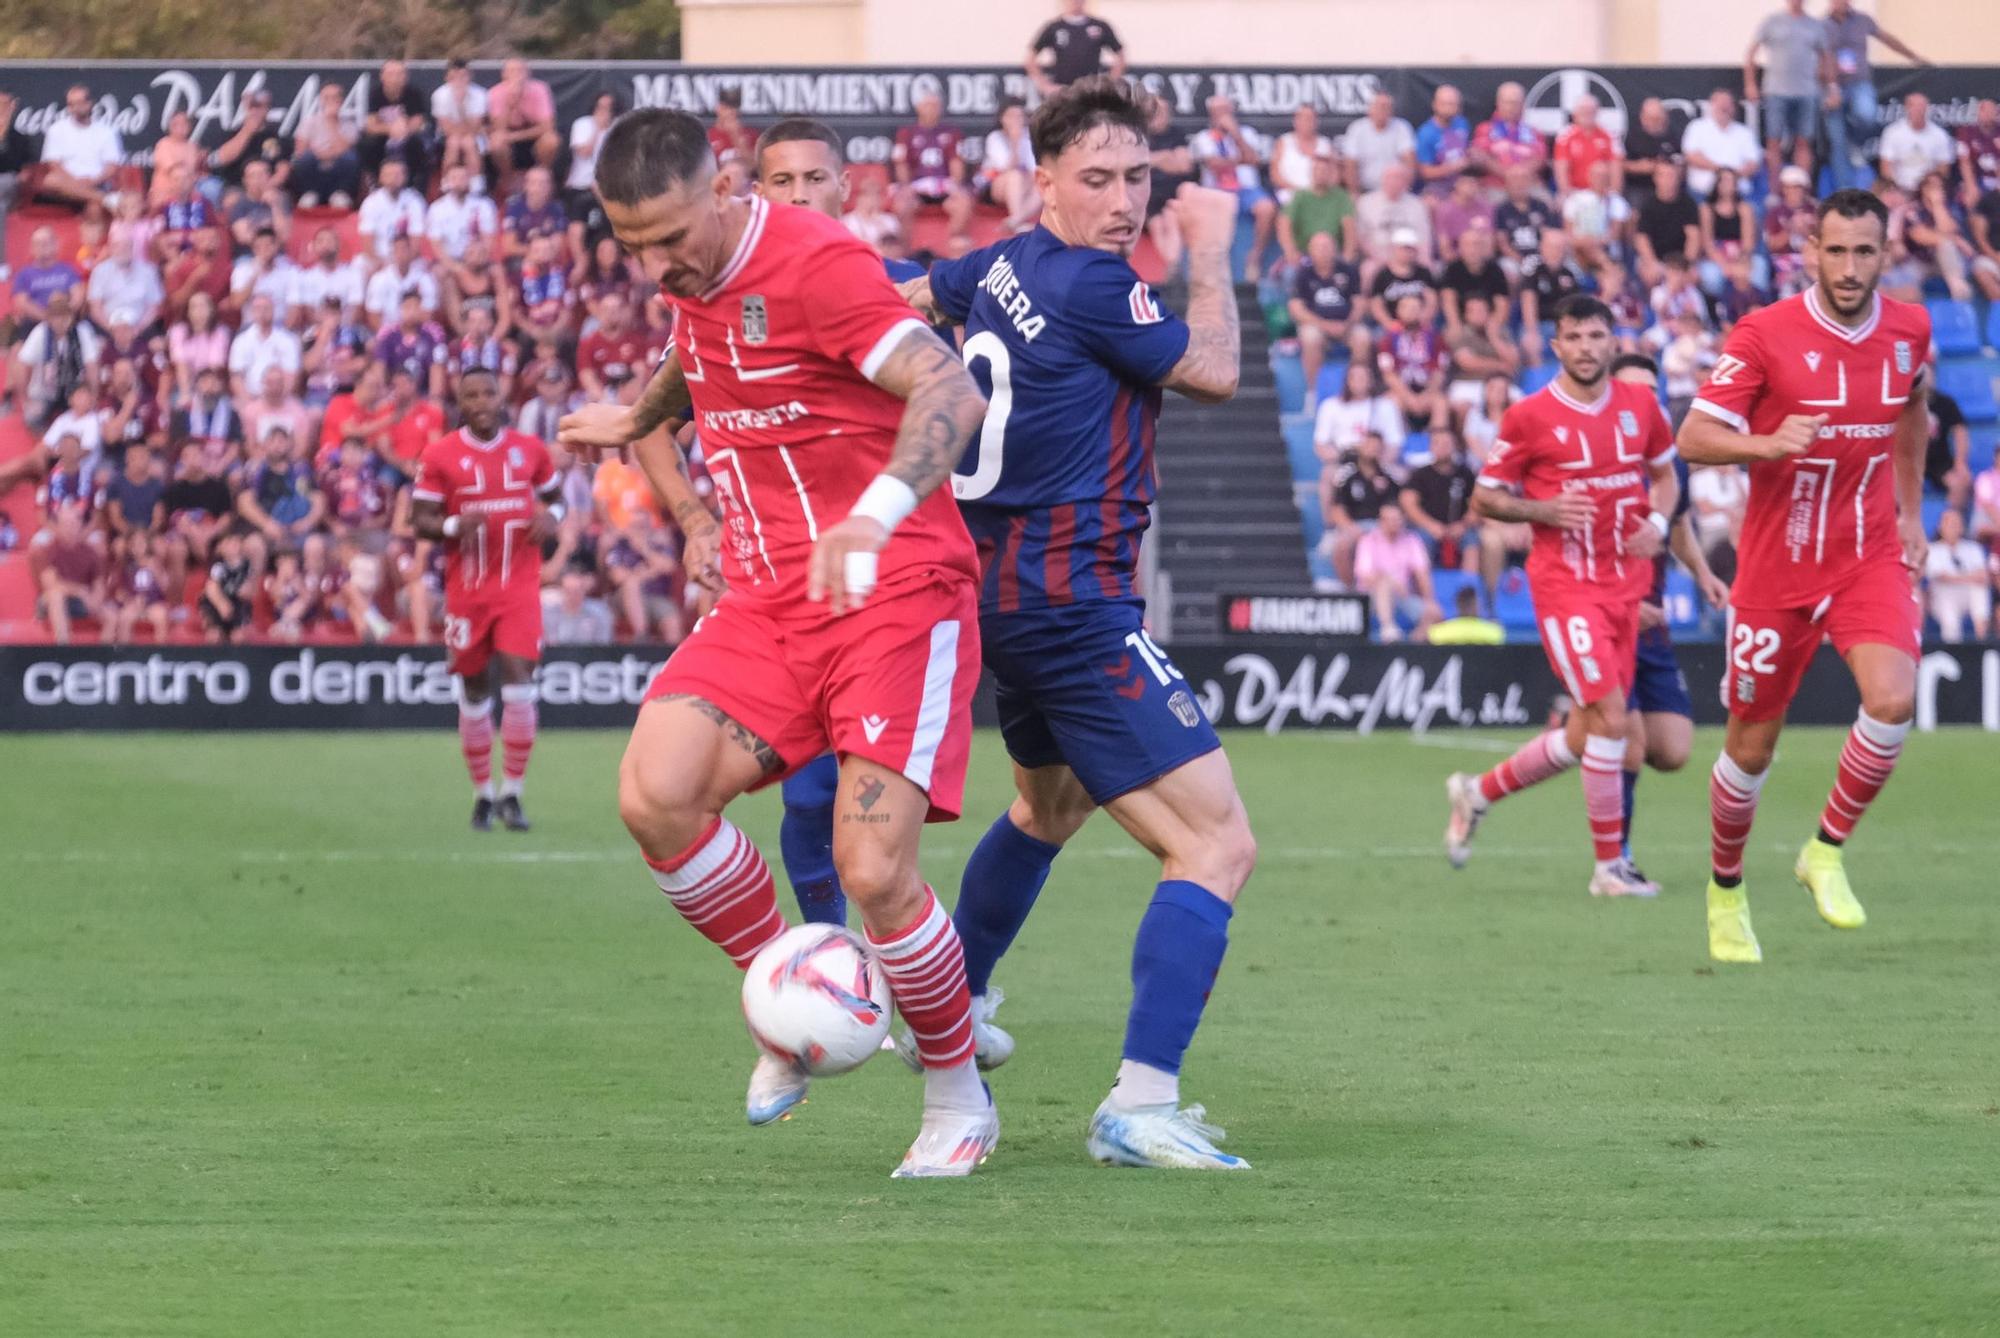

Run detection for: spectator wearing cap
[[291, 82, 362, 208], [363, 234, 440, 324], [213, 89, 292, 193], [431, 58, 490, 189], [86, 232, 163, 337], [1470, 81, 1545, 181], [1879, 92, 1955, 194], [1027, 0, 1124, 96], [37, 84, 124, 213], [359, 58, 431, 191], [487, 58, 561, 194], [427, 162, 501, 265], [1356, 164, 1431, 269], [228, 294, 301, 401], [357, 158, 429, 261], [11, 226, 84, 327], [891, 91, 974, 251], [1287, 231, 1362, 410], [1744, 0, 1834, 188], [1552, 95, 1622, 195], [1278, 149, 1356, 272], [1190, 95, 1278, 280], [229, 228, 300, 323], [1680, 89, 1760, 200], [1340, 90, 1416, 196], [1414, 84, 1472, 198], [1270, 104, 1335, 205]]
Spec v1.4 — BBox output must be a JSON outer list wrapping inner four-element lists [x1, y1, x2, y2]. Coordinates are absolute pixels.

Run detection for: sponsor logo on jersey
[[1168, 688, 1201, 728], [860, 714, 889, 743], [1894, 340, 1912, 375], [1618, 410, 1639, 437], [1128, 281, 1165, 325], [742, 294, 768, 345]]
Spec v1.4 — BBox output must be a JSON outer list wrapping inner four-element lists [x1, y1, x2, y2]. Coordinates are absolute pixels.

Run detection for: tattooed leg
[[617, 692, 787, 861], [831, 753, 938, 937]]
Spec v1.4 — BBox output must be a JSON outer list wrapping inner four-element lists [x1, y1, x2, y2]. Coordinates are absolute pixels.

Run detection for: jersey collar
[[460, 426, 508, 452], [699, 194, 768, 303], [1803, 285, 1881, 345], [1548, 380, 1611, 416]]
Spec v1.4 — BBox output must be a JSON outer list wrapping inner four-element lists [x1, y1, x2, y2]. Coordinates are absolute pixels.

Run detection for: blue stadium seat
[[1986, 303, 2000, 353], [1519, 362, 1559, 394], [1313, 350, 1352, 405], [1399, 430, 1432, 470], [1920, 494, 1950, 539], [1431, 568, 1479, 616], [1970, 425, 1998, 474], [1928, 300, 1982, 358], [1491, 567, 1540, 636], [1271, 350, 1306, 416], [1938, 363, 1998, 422], [1281, 414, 1318, 484]]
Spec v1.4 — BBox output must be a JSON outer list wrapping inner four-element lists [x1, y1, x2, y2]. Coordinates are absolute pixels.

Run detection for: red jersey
[[1688, 289, 1930, 607], [412, 426, 557, 595], [664, 196, 976, 612], [1552, 125, 1618, 192], [1478, 378, 1676, 603]]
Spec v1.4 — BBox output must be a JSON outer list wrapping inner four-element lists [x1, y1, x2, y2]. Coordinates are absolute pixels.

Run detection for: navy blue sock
[[1122, 880, 1232, 1076], [954, 812, 1061, 997], [1621, 767, 1640, 859], [779, 757, 844, 925]]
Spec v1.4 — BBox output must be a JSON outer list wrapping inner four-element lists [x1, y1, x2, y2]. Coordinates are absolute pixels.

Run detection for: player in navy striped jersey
[[899, 78, 1258, 1171]]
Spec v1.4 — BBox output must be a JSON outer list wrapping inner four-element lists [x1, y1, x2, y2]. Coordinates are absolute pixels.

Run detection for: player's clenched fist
[[1540, 491, 1596, 532], [557, 402, 639, 453], [1760, 413, 1826, 459], [808, 515, 890, 616], [1169, 182, 1240, 251]]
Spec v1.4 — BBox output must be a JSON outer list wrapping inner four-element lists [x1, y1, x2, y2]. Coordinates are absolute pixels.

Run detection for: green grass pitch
[[4, 727, 1998, 1336]]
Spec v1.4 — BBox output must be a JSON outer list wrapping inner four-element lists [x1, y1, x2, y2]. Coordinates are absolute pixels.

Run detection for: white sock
[[479, 780, 498, 801], [1108, 1059, 1180, 1111], [923, 1059, 986, 1112], [500, 777, 522, 800]]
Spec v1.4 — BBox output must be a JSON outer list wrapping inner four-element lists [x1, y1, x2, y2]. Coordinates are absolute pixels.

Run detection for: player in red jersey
[[556, 110, 998, 1177], [1443, 294, 1680, 898], [410, 368, 561, 833], [1678, 190, 1931, 964]]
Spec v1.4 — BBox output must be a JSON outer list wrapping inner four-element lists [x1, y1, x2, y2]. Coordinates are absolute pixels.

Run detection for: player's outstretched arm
[[1471, 482, 1594, 532], [557, 352, 692, 454], [1161, 183, 1242, 404]]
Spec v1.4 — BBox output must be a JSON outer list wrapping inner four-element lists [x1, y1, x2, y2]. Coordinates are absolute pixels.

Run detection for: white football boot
[[1587, 858, 1661, 899], [892, 1082, 1000, 1179], [892, 987, 1016, 1073], [1086, 1099, 1252, 1171], [1444, 772, 1488, 869], [745, 1053, 809, 1126]]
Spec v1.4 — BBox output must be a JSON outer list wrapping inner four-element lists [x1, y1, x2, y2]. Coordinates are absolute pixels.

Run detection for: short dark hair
[[1030, 75, 1150, 166], [1455, 586, 1481, 615], [1815, 187, 1890, 236], [595, 109, 714, 206], [458, 365, 500, 388], [1552, 293, 1614, 330], [755, 118, 845, 171], [715, 87, 743, 112], [1610, 352, 1659, 380]]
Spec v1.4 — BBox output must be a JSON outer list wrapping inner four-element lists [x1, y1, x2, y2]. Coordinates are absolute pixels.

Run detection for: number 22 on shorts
[[1729, 616, 1780, 705]]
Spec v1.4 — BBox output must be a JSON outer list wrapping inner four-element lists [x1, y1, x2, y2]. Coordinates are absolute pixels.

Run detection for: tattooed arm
[[557, 351, 692, 453], [1160, 182, 1242, 404], [808, 323, 986, 615], [631, 422, 724, 594]]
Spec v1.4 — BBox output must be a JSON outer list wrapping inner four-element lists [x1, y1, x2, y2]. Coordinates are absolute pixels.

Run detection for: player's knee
[[1861, 688, 1915, 724], [1207, 814, 1259, 899], [616, 759, 706, 853], [1009, 790, 1092, 847], [832, 842, 921, 909]]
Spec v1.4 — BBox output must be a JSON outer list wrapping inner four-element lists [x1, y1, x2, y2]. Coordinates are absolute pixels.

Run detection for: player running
[[557, 110, 998, 1177], [410, 367, 560, 833], [1443, 295, 1681, 898], [1609, 352, 1731, 885], [1678, 189, 1931, 964], [750, 117, 926, 928], [899, 78, 1258, 1171]]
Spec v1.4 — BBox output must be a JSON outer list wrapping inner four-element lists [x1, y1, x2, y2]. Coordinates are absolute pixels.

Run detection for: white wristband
[[442, 516, 461, 538], [1647, 511, 1670, 539], [848, 475, 919, 533]]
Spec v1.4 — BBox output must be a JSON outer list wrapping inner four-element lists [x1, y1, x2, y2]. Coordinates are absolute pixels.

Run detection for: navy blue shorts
[[1627, 626, 1693, 718], [780, 753, 839, 809], [984, 599, 1221, 806]]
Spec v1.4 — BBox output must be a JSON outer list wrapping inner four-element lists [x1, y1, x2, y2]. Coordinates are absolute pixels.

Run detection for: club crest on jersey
[[1128, 281, 1165, 325], [1894, 340, 1912, 375], [508, 446, 524, 468], [1618, 410, 1639, 437], [1804, 350, 1822, 372], [741, 294, 768, 345], [1168, 689, 1200, 728]]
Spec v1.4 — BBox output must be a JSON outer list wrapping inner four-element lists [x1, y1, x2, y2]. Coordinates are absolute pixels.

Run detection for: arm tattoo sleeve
[[1165, 242, 1241, 402], [867, 325, 986, 500], [629, 353, 693, 440]]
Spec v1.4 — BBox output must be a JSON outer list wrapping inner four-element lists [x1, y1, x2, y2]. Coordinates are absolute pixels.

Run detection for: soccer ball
[[741, 924, 892, 1075]]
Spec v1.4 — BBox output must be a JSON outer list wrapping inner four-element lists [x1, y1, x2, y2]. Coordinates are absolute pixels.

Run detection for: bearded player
[[557, 110, 998, 1177], [1678, 190, 1931, 965], [747, 117, 926, 928], [1443, 295, 1680, 898], [410, 367, 561, 833], [898, 79, 1258, 1171]]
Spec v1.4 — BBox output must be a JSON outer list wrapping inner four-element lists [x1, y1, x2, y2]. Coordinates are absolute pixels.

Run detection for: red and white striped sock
[[499, 683, 538, 798], [1477, 728, 1577, 805], [1709, 752, 1769, 881], [646, 818, 787, 969], [1581, 734, 1627, 864], [1818, 711, 1909, 843], [458, 697, 495, 799], [867, 888, 976, 1072]]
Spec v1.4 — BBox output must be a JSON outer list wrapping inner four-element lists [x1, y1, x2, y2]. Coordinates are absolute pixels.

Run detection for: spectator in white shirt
[[1925, 508, 1992, 642], [363, 234, 440, 322], [85, 234, 163, 334], [978, 98, 1041, 233], [1689, 463, 1748, 560], [1189, 95, 1278, 279], [291, 226, 366, 322], [1879, 92, 1956, 193], [567, 92, 617, 211], [1680, 89, 1761, 199], [43, 383, 108, 464], [229, 228, 301, 319], [38, 84, 124, 211], [357, 158, 429, 259], [1340, 89, 1417, 194], [432, 58, 491, 189], [10, 294, 106, 428], [426, 163, 500, 263], [228, 294, 303, 400], [1270, 103, 1335, 204]]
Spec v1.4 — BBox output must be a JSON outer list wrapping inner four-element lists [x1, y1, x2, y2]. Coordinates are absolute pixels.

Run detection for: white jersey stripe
[[902, 619, 961, 792], [1541, 616, 1586, 700]]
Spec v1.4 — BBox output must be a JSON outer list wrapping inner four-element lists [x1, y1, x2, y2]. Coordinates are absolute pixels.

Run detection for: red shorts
[[1722, 560, 1921, 722], [444, 584, 543, 679], [643, 574, 979, 820], [1534, 594, 1639, 707]]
